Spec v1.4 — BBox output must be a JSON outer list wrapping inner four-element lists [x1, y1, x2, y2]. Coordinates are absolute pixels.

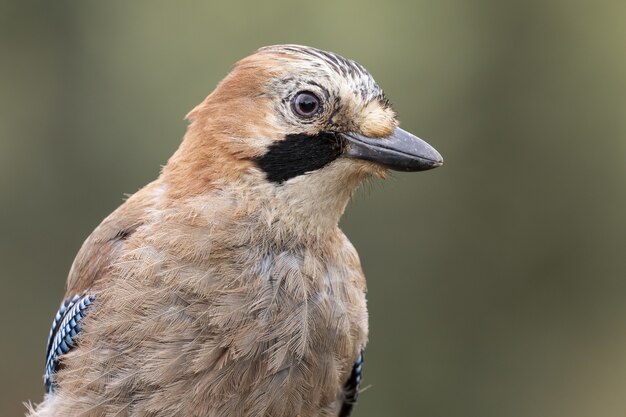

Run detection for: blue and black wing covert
[[339, 350, 364, 417], [44, 293, 95, 393]]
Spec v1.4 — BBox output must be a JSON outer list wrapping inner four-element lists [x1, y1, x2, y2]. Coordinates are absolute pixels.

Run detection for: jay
[[28, 45, 442, 417]]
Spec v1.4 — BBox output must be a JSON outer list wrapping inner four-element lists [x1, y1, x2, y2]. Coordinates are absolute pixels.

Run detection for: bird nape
[[28, 44, 442, 417]]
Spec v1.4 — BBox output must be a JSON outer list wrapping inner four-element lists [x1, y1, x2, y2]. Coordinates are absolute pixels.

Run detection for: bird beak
[[341, 127, 443, 171]]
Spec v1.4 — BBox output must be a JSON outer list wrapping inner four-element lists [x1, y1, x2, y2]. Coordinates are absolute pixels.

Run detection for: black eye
[[292, 91, 321, 118]]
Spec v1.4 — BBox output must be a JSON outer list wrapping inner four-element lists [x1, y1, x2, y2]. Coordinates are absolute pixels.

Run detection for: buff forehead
[[249, 45, 398, 138]]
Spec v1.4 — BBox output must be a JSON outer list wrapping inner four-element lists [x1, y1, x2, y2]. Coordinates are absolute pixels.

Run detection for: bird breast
[[65, 195, 369, 416]]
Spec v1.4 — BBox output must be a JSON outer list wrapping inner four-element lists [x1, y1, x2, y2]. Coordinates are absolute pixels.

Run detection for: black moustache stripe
[[254, 133, 343, 184]]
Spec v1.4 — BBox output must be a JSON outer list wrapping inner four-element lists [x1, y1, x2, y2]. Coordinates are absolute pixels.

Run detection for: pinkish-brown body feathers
[[33, 177, 368, 416], [28, 45, 438, 417]]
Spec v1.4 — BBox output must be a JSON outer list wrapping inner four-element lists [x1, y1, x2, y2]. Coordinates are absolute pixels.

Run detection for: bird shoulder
[[65, 180, 164, 296]]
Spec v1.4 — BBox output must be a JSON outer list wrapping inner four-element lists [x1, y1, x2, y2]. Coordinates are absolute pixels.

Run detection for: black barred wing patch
[[339, 350, 363, 417], [44, 293, 95, 393]]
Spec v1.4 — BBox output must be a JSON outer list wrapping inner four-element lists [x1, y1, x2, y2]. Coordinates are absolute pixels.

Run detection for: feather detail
[[44, 293, 96, 393], [339, 350, 364, 417]]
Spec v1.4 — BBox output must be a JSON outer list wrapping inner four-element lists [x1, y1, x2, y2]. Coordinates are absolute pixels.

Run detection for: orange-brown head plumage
[[163, 45, 441, 203]]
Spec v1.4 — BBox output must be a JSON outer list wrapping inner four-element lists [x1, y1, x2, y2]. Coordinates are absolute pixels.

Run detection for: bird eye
[[292, 91, 321, 118]]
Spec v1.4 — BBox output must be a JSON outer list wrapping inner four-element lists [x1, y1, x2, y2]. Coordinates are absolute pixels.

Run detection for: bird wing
[[338, 350, 364, 417], [43, 182, 159, 391], [44, 293, 95, 392]]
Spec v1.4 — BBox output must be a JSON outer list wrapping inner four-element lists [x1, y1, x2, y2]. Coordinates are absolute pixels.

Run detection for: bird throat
[[254, 132, 343, 184]]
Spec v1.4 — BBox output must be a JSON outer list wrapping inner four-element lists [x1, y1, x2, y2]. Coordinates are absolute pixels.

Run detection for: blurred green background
[[2, 0, 626, 416]]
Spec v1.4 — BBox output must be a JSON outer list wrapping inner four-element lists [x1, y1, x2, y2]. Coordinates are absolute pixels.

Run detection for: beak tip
[[418, 149, 443, 171], [415, 157, 443, 171]]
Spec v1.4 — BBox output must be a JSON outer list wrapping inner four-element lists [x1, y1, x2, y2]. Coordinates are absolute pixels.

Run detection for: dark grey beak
[[342, 127, 443, 171]]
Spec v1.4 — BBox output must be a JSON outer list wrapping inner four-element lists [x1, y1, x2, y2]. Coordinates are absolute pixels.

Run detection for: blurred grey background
[[2, 1, 626, 416]]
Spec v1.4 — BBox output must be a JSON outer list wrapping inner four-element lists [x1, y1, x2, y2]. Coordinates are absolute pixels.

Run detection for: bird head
[[163, 45, 442, 234]]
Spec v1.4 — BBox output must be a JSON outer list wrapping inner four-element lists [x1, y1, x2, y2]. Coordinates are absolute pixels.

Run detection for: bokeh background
[[2, 1, 626, 416]]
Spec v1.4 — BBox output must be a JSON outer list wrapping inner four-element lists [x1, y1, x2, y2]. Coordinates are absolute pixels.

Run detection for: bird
[[27, 44, 443, 417]]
